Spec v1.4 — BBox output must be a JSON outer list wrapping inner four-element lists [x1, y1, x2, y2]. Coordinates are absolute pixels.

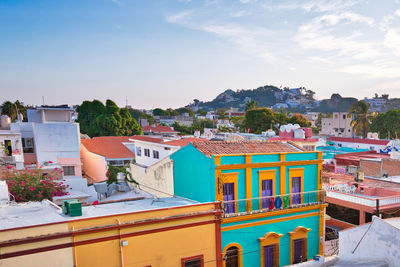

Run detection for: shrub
[[2, 166, 68, 202]]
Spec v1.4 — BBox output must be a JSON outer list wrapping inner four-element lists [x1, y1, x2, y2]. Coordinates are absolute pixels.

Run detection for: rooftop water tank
[[303, 128, 313, 138], [0, 115, 11, 129]]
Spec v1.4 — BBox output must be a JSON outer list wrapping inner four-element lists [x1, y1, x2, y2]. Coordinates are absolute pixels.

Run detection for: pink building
[[269, 124, 318, 151], [323, 171, 400, 225]]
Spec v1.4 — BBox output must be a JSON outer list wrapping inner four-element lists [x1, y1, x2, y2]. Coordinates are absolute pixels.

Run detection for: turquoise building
[[171, 141, 327, 267]]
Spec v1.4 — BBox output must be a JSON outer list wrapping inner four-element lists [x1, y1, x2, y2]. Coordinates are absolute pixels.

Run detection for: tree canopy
[[76, 99, 142, 137], [349, 100, 373, 138], [1, 100, 26, 121], [370, 109, 400, 139], [243, 108, 311, 134]]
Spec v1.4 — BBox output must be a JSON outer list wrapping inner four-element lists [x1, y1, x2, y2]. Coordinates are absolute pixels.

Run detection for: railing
[[222, 190, 326, 218], [325, 187, 400, 208]]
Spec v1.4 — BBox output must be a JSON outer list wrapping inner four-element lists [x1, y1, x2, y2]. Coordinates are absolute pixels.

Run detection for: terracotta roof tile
[[191, 141, 301, 157], [329, 137, 390, 146], [142, 125, 179, 134], [81, 136, 135, 159], [129, 135, 164, 143], [163, 137, 207, 147]]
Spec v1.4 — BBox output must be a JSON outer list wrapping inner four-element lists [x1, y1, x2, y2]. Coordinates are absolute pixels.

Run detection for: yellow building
[[0, 199, 221, 267]]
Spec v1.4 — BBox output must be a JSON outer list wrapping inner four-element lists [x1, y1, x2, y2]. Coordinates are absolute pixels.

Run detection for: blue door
[[264, 245, 274, 267], [223, 183, 235, 214], [293, 239, 303, 264], [261, 180, 273, 209], [292, 177, 301, 205]]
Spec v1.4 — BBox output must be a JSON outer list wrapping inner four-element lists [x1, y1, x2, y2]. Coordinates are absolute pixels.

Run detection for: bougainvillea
[[2, 166, 68, 202]]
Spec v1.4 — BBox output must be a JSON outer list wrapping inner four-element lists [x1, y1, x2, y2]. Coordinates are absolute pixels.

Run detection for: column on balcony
[[359, 210, 366, 225]]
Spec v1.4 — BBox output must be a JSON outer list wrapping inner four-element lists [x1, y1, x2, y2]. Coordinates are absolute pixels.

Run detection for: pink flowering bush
[[2, 166, 68, 202]]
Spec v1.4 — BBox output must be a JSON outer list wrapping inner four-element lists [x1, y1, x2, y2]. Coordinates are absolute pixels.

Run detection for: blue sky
[[1, 0, 400, 109]]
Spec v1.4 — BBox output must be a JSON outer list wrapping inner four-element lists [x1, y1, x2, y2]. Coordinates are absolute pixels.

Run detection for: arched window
[[222, 243, 243, 267], [289, 226, 311, 264], [259, 232, 283, 267]]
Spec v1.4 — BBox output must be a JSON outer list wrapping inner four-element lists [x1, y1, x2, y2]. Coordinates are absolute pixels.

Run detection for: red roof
[[269, 137, 318, 142], [163, 137, 207, 147], [329, 137, 390, 146], [191, 141, 301, 157], [81, 136, 135, 159], [129, 135, 164, 143], [335, 151, 390, 166], [142, 125, 178, 134]]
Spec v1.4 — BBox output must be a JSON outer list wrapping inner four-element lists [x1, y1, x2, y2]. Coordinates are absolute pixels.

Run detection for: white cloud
[[273, 0, 359, 13], [338, 64, 400, 79], [165, 10, 193, 24], [110, 0, 122, 6], [384, 28, 400, 56]]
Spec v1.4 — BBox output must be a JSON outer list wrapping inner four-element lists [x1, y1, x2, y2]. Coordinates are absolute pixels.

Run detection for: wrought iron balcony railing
[[222, 190, 326, 218]]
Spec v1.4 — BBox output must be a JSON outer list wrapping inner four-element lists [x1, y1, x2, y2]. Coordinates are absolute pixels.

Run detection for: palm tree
[[349, 100, 373, 138]]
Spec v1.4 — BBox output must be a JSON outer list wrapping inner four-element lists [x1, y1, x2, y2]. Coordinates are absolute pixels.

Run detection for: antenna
[[42, 96, 45, 105]]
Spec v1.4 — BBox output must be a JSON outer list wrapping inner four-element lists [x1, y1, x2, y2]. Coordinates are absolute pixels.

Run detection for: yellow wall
[[69, 203, 218, 267], [0, 223, 74, 267]]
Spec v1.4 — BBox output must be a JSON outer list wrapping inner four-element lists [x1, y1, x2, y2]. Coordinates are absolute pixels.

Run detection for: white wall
[[339, 217, 400, 266], [320, 112, 353, 137], [130, 156, 174, 197], [0, 132, 24, 168], [330, 140, 388, 151], [134, 140, 179, 167]]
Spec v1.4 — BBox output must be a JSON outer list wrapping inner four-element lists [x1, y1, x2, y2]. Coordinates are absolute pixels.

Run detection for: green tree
[[245, 100, 258, 111], [1, 100, 26, 121], [370, 109, 400, 139], [153, 108, 169, 116], [175, 107, 195, 118], [129, 109, 155, 125], [197, 109, 207, 116], [243, 108, 277, 134], [171, 122, 192, 135], [349, 100, 373, 138], [289, 113, 311, 127], [77, 100, 141, 137]]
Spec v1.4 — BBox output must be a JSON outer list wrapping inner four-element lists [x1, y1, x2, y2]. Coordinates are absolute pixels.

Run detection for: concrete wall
[[69, 203, 218, 267], [134, 140, 178, 167], [130, 156, 174, 197], [0, 222, 73, 267], [80, 144, 107, 183], [0, 132, 24, 167], [320, 112, 353, 137], [339, 217, 400, 266]]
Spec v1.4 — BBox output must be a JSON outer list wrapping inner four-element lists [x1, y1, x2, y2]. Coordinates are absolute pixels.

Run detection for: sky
[[1, 0, 400, 109]]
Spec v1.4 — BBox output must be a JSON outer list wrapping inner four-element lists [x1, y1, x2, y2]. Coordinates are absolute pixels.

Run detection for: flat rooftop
[[0, 197, 197, 230], [323, 171, 400, 192]]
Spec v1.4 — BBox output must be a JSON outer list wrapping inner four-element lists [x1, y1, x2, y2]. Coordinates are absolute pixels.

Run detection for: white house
[[129, 137, 206, 196], [320, 112, 354, 137], [10, 106, 82, 178], [328, 136, 391, 151], [0, 116, 24, 169], [338, 216, 400, 266]]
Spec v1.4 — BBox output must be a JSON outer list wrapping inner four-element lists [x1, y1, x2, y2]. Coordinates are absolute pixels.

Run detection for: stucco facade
[[171, 143, 327, 266], [130, 156, 174, 197], [320, 112, 354, 137]]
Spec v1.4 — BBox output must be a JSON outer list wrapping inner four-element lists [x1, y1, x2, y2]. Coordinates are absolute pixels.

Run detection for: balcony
[[324, 184, 400, 213], [222, 190, 326, 218]]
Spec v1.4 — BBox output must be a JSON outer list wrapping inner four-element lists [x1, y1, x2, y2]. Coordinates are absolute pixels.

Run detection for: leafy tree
[[77, 99, 141, 137], [289, 113, 311, 127], [349, 100, 373, 138], [153, 108, 169, 116], [245, 100, 258, 111], [175, 107, 195, 118], [197, 109, 207, 116], [370, 109, 400, 139], [243, 108, 277, 134], [171, 122, 192, 135], [1, 100, 26, 121], [129, 109, 155, 125], [166, 108, 179, 116]]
